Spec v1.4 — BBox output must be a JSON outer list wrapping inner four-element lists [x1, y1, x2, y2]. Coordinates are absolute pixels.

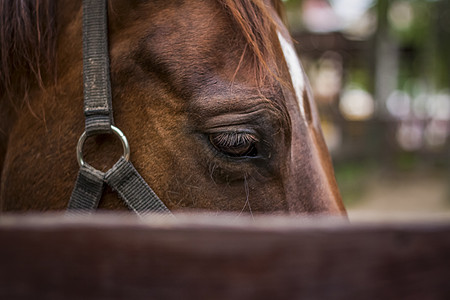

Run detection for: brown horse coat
[[0, 0, 345, 215]]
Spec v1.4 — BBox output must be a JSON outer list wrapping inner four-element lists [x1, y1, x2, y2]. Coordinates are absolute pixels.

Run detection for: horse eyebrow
[[219, 0, 291, 138]]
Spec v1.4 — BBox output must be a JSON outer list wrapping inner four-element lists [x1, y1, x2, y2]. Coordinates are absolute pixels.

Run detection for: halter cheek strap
[[68, 0, 171, 217]]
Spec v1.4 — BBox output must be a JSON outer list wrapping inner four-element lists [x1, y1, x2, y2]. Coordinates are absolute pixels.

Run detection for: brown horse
[[0, 0, 346, 215]]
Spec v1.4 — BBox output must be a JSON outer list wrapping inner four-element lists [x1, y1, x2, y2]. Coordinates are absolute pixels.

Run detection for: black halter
[[67, 0, 171, 217]]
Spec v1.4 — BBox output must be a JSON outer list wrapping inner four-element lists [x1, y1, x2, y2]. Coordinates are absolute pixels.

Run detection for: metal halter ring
[[76, 125, 130, 168]]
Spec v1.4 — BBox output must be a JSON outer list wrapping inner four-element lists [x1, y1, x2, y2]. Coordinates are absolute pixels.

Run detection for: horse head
[[0, 0, 345, 215]]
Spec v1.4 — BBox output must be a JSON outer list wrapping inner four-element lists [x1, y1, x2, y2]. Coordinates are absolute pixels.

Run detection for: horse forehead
[[276, 31, 306, 124]]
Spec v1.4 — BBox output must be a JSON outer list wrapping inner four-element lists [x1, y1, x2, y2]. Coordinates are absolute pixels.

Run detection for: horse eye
[[209, 132, 259, 157]]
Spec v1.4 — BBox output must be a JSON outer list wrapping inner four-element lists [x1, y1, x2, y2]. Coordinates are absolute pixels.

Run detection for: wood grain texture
[[0, 213, 449, 299]]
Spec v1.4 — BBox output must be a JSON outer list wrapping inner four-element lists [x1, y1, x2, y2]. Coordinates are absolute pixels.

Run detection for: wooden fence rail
[[0, 213, 449, 299]]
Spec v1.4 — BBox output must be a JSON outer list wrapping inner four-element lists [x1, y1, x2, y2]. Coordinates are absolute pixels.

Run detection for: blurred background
[[283, 0, 450, 219]]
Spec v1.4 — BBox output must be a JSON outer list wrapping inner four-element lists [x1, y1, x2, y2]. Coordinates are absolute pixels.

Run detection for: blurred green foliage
[[283, 0, 450, 207]]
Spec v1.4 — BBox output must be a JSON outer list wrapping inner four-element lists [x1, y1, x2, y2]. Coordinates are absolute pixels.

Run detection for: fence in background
[[1, 213, 449, 299]]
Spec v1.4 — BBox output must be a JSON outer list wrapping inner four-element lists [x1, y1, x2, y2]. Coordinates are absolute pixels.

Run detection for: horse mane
[[0, 0, 284, 105], [0, 0, 56, 105]]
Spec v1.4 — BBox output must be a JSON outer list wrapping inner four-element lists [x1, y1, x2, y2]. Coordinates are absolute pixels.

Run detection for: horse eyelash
[[210, 132, 259, 148]]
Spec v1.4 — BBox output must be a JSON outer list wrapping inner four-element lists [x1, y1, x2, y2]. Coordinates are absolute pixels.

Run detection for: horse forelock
[[219, 0, 285, 85], [0, 0, 56, 106]]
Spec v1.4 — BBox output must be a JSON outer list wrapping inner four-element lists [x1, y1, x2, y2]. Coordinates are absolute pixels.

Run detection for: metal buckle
[[76, 125, 130, 168]]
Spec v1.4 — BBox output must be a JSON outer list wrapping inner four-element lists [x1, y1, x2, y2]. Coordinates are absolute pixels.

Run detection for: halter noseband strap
[[68, 0, 171, 217]]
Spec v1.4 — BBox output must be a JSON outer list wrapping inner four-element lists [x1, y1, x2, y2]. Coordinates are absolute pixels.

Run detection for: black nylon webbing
[[82, 0, 114, 136], [68, 164, 104, 212], [68, 0, 172, 217], [105, 157, 171, 215]]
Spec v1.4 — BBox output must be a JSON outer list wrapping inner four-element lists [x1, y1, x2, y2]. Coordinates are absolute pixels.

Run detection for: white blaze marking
[[277, 31, 306, 121]]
